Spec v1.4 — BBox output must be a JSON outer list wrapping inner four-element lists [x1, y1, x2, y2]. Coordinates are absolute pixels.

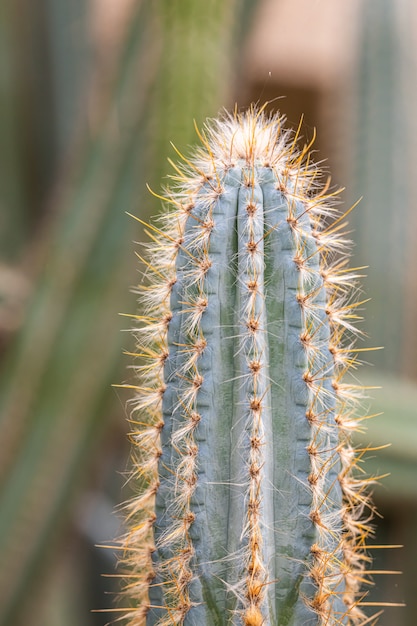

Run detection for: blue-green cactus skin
[[121, 107, 376, 626]]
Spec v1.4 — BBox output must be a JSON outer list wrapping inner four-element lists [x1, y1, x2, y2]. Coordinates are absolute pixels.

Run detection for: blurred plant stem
[[352, 0, 417, 379], [0, 1, 29, 261]]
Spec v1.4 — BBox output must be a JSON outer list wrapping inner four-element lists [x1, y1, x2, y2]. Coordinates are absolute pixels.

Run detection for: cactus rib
[[121, 106, 379, 625]]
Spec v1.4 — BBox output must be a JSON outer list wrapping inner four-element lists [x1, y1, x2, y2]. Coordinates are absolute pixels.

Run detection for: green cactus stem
[[119, 105, 383, 625]]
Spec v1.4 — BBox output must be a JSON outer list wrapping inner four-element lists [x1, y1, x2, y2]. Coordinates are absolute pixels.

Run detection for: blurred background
[[0, 0, 416, 624]]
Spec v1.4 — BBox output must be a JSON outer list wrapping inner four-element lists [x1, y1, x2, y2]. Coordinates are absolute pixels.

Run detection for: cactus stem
[[118, 106, 388, 625]]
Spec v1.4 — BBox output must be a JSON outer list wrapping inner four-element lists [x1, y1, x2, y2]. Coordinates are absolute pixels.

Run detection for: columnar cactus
[[121, 106, 378, 625]]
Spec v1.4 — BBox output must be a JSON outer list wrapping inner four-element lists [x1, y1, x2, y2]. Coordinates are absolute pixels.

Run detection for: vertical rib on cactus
[[121, 105, 380, 625]]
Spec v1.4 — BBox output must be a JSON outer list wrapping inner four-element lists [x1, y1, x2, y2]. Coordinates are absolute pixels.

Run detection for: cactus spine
[[121, 106, 377, 625]]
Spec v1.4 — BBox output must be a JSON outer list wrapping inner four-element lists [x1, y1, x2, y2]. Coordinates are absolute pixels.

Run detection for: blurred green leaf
[[358, 373, 417, 501]]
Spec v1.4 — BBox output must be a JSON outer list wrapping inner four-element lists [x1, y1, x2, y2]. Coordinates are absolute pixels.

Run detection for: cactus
[[120, 105, 381, 625]]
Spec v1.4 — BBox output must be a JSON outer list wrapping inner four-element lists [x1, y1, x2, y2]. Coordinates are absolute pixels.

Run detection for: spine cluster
[[119, 105, 383, 625], [235, 176, 269, 625]]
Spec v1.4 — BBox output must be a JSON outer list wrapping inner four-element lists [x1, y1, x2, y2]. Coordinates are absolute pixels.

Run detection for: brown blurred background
[[0, 1, 416, 624]]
